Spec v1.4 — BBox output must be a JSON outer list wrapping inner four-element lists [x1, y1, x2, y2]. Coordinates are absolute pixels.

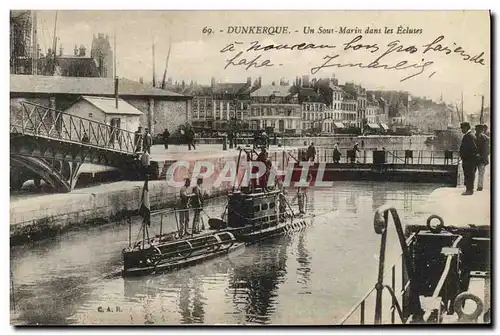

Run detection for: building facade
[[10, 75, 191, 137], [249, 84, 301, 133]]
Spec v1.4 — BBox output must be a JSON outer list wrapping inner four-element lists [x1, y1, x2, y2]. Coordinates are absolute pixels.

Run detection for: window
[[261, 203, 269, 210], [253, 205, 260, 212], [269, 202, 275, 209]]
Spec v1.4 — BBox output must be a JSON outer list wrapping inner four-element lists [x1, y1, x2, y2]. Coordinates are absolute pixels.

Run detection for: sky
[[34, 10, 490, 114]]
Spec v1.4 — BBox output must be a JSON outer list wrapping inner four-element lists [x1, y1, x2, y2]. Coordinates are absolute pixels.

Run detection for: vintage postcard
[[10, 10, 490, 325]]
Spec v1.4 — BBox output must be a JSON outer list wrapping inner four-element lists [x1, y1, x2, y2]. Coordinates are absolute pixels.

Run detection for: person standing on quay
[[186, 127, 196, 151], [163, 128, 170, 150], [306, 143, 316, 162], [351, 143, 361, 163], [333, 143, 342, 163], [140, 150, 151, 179], [475, 124, 490, 191], [459, 122, 479, 195], [143, 128, 152, 154], [134, 126, 143, 153]]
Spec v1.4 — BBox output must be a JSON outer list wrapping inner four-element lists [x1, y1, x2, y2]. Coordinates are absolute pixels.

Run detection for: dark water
[[10, 181, 447, 325]]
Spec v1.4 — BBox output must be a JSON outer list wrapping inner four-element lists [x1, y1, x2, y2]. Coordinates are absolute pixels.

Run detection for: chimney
[[258, 76, 262, 86], [302, 75, 309, 87], [246, 77, 251, 85], [74, 45, 78, 56], [79, 44, 86, 57], [59, 45, 63, 56], [211, 77, 216, 88]]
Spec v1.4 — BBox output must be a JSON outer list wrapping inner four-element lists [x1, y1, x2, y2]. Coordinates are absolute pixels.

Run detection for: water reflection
[[11, 182, 442, 325], [228, 237, 291, 324], [178, 276, 205, 324], [346, 188, 360, 213], [371, 183, 389, 211], [296, 233, 311, 293], [330, 189, 340, 211]]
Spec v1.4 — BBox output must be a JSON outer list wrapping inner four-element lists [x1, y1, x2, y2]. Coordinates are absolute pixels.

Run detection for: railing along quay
[[298, 148, 460, 166]]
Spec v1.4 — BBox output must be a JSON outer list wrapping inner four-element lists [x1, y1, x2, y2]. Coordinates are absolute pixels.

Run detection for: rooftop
[[70, 96, 143, 116], [212, 82, 250, 95], [251, 85, 294, 97], [10, 75, 189, 99]]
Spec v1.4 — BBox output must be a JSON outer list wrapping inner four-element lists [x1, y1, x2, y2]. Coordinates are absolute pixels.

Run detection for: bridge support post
[[68, 161, 83, 190]]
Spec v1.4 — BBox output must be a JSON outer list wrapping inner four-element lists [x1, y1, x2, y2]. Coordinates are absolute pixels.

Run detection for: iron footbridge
[[10, 101, 142, 192]]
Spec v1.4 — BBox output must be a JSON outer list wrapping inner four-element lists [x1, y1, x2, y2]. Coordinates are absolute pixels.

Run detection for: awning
[[380, 123, 389, 130], [367, 123, 380, 129], [333, 122, 345, 128]]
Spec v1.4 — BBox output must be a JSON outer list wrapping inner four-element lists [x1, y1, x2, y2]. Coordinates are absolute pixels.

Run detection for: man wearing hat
[[475, 124, 490, 191], [179, 178, 192, 236], [191, 177, 205, 234], [459, 122, 479, 195]]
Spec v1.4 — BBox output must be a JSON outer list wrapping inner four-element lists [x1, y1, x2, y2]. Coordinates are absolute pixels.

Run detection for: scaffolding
[[10, 10, 33, 74]]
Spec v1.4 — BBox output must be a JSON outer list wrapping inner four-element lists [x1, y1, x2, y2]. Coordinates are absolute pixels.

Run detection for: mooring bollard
[[223, 135, 227, 151]]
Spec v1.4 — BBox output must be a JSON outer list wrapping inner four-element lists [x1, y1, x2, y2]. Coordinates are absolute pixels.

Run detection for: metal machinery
[[340, 205, 490, 325]]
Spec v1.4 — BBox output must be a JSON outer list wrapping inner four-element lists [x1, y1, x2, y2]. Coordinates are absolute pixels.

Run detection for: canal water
[[10, 181, 448, 325]]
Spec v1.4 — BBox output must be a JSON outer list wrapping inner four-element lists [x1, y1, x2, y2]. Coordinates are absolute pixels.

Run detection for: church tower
[[90, 33, 113, 78]]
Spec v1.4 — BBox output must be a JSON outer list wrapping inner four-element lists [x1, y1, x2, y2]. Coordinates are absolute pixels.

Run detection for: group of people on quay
[[459, 122, 490, 195], [301, 142, 362, 163], [134, 126, 153, 154]]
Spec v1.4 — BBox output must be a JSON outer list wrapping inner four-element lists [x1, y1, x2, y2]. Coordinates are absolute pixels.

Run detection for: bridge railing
[[10, 101, 139, 155]]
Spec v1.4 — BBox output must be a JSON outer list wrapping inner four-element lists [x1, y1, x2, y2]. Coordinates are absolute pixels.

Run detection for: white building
[[64, 96, 143, 133]]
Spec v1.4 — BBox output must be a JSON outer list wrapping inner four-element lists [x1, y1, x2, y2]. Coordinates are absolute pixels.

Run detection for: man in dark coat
[[163, 128, 170, 150], [459, 122, 479, 195], [475, 124, 490, 191], [306, 143, 316, 162], [186, 127, 196, 150], [142, 128, 152, 154]]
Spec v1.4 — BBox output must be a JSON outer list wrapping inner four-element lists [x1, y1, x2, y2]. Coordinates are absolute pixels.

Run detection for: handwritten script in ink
[[219, 35, 486, 82]]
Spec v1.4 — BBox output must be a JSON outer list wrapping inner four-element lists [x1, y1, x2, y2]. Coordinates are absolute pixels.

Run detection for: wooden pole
[[152, 41, 156, 88], [480, 95, 485, 124], [161, 42, 171, 90], [113, 28, 117, 78], [461, 91, 464, 123], [51, 11, 58, 75], [142, 220, 145, 249], [114, 77, 119, 109], [128, 217, 131, 247], [160, 214, 163, 237]]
